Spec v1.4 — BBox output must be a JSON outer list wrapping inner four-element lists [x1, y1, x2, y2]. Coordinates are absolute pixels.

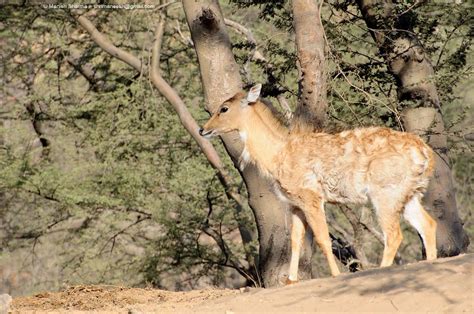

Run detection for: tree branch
[[76, 14, 142, 71], [75, 13, 238, 198], [99, 215, 151, 254], [75, 11, 256, 265], [224, 18, 266, 63], [224, 18, 293, 119], [148, 15, 249, 208], [338, 205, 371, 268]]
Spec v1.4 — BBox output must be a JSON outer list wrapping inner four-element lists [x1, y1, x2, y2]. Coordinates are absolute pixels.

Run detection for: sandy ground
[[10, 254, 473, 313]]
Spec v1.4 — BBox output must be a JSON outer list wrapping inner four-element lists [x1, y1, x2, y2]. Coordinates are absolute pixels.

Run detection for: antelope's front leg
[[298, 190, 341, 277], [287, 207, 306, 284]]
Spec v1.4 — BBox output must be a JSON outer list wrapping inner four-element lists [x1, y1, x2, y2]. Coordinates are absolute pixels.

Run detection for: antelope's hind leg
[[378, 214, 403, 267], [403, 194, 437, 260], [287, 208, 306, 284]]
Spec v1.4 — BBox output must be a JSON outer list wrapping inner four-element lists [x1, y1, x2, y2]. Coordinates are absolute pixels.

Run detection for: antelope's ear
[[246, 84, 262, 103]]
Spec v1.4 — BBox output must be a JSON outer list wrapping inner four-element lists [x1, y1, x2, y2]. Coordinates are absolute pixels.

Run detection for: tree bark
[[356, 0, 469, 256], [182, 0, 313, 287], [292, 0, 327, 131]]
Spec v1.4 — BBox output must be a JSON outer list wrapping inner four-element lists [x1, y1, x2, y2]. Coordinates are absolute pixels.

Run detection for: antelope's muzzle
[[199, 127, 214, 138]]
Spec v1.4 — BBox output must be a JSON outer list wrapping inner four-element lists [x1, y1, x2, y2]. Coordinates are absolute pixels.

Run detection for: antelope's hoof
[[285, 278, 298, 285]]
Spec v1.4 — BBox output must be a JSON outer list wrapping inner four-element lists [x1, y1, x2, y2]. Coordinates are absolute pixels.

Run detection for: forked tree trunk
[[182, 0, 313, 287], [357, 0, 469, 256]]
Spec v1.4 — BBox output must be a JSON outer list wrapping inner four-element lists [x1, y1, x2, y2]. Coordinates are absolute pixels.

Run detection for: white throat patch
[[239, 147, 251, 170], [238, 131, 250, 170], [239, 131, 248, 143]]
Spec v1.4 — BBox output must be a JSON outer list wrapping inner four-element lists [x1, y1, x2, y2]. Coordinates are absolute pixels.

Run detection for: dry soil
[[11, 254, 473, 313]]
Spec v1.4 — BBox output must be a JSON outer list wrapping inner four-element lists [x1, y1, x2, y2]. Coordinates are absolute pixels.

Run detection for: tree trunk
[[292, 0, 327, 131], [356, 0, 469, 256], [182, 0, 313, 287]]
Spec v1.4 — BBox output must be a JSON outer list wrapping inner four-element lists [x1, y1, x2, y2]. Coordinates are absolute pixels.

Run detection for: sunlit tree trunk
[[356, 0, 469, 256], [292, 0, 327, 131]]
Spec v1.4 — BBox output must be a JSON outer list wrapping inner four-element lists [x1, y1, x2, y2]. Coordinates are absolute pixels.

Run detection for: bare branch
[[99, 216, 151, 254], [224, 18, 266, 63], [76, 14, 142, 71], [153, 0, 178, 11], [75, 13, 229, 187], [338, 205, 371, 267], [224, 18, 256, 45], [65, 53, 114, 92], [65, 55, 96, 84], [151, 16, 166, 77], [173, 20, 194, 47], [224, 18, 293, 120], [359, 219, 385, 245]]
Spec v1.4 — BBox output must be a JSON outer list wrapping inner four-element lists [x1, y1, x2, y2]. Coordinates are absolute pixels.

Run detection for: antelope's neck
[[239, 104, 288, 175]]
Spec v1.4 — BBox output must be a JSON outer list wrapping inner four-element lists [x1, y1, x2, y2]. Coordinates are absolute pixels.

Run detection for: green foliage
[[229, 0, 291, 29], [1, 4, 254, 294], [0, 0, 471, 296]]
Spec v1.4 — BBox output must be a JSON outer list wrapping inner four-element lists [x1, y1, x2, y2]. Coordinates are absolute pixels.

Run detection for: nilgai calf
[[199, 84, 437, 282]]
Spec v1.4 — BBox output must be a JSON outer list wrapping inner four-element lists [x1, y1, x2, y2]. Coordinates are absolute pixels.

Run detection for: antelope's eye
[[220, 106, 229, 113]]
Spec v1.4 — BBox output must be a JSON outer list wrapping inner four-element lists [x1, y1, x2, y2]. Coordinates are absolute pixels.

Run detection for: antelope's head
[[199, 84, 262, 139]]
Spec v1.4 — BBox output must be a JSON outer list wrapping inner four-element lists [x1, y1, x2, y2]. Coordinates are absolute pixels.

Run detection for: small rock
[[0, 294, 13, 314]]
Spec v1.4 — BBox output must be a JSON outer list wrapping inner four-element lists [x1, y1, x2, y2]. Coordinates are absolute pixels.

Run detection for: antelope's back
[[336, 127, 435, 182]]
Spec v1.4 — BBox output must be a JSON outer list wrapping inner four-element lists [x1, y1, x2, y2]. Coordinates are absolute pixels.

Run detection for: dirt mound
[[11, 254, 473, 313], [12, 285, 238, 313]]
